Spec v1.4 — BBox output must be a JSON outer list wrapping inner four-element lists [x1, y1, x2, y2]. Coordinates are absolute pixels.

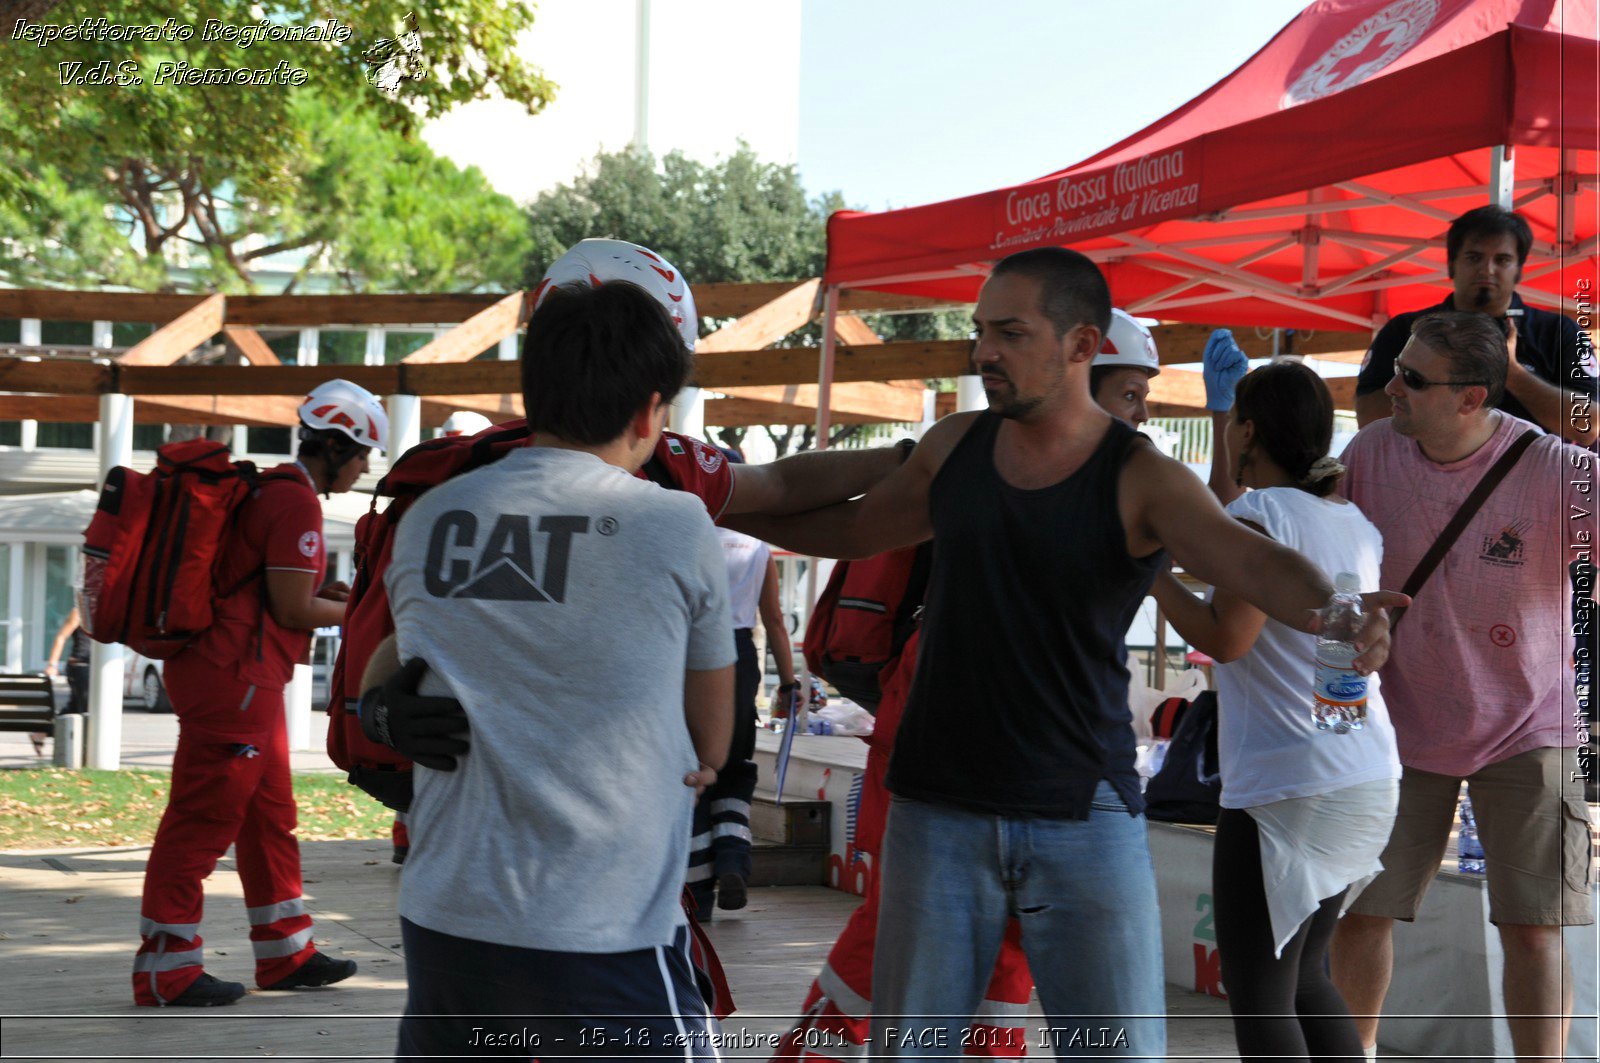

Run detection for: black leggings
[[1212, 807, 1364, 1062]]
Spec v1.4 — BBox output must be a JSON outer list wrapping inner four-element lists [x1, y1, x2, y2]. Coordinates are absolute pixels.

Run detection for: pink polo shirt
[[1341, 414, 1586, 776]]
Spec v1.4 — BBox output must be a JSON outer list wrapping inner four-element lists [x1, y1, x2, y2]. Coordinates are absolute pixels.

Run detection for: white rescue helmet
[[533, 238, 699, 351], [298, 379, 388, 452], [1093, 309, 1161, 377], [440, 411, 493, 437]]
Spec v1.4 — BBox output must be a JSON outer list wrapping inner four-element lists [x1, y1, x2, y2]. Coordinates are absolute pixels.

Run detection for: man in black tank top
[[735, 248, 1408, 1060]]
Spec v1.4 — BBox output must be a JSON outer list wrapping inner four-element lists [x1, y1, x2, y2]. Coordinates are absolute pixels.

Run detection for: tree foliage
[[524, 145, 844, 288], [524, 146, 971, 455], [0, 0, 551, 291]]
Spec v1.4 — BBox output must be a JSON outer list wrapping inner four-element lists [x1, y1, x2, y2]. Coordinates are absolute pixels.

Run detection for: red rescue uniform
[[134, 463, 328, 1005]]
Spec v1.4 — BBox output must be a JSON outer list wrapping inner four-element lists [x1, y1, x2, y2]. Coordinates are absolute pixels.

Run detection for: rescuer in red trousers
[[133, 380, 386, 1007]]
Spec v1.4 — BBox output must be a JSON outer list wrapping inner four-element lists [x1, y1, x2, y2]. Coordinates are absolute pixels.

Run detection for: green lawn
[[0, 769, 392, 850]]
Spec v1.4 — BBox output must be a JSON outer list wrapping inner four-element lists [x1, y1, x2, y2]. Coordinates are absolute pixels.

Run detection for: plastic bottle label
[[1313, 648, 1368, 708], [1313, 670, 1368, 706]]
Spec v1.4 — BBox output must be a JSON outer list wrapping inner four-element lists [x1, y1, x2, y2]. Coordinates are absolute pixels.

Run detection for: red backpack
[[80, 439, 288, 659], [803, 543, 932, 710], [325, 421, 732, 810], [326, 421, 535, 809]]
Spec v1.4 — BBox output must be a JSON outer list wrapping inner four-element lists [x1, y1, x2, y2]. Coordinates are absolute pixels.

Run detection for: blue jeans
[[871, 787, 1166, 1059]]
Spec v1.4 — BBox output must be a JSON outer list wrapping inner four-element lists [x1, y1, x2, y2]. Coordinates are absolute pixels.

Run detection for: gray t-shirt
[[387, 446, 735, 952]]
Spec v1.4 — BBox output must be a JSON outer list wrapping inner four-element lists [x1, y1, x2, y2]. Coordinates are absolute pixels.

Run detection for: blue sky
[[799, 0, 1311, 211]]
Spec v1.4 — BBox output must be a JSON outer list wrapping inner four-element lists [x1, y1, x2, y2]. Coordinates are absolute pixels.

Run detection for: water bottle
[[1457, 793, 1486, 874], [1312, 572, 1368, 734]]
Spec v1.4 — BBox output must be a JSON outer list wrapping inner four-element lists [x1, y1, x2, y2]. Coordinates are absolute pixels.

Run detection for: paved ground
[[0, 839, 1239, 1062], [0, 711, 1241, 1061]]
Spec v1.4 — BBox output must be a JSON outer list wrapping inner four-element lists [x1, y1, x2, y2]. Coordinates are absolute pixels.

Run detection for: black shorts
[[397, 918, 719, 1060]]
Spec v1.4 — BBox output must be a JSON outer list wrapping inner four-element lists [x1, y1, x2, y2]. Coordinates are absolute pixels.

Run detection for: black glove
[[358, 657, 470, 771]]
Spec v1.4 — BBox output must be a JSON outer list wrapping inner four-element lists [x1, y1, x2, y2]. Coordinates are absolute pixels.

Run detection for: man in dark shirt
[[736, 247, 1407, 1059], [1354, 205, 1597, 446]]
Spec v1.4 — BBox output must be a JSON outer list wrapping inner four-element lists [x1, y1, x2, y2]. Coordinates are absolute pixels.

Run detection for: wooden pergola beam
[[401, 292, 527, 364], [706, 398, 891, 427], [0, 359, 114, 394], [718, 381, 926, 423], [696, 280, 821, 353], [833, 314, 883, 346], [0, 290, 521, 327], [694, 340, 972, 388], [1152, 323, 1370, 363], [420, 394, 524, 423], [0, 284, 962, 328], [0, 290, 204, 324], [0, 394, 293, 427], [0, 342, 975, 396], [139, 394, 302, 425], [116, 295, 226, 366], [221, 326, 282, 366], [1149, 369, 1357, 412]]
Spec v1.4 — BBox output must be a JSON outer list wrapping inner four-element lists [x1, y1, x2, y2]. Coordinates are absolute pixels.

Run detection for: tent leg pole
[[815, 286, 839, 449], [790, 287, 843, 762], [1489, 144, 1515, 209]]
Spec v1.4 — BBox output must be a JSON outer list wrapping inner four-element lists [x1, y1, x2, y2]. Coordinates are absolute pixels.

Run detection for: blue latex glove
[[1202, 329, 1249, 412]]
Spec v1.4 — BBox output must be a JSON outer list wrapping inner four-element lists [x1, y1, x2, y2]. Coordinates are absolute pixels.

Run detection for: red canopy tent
[[821, 0, 1597, 336]]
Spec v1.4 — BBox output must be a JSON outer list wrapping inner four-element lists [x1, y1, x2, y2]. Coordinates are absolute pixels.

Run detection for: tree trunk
[[3, 1, 70, 39]]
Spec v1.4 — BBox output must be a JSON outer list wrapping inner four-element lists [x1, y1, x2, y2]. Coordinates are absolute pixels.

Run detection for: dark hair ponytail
[[1233, 362, 1342, 498]]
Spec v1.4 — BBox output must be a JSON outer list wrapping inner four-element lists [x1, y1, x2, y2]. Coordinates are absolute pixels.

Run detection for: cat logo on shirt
[[423, 511, 590, 602]]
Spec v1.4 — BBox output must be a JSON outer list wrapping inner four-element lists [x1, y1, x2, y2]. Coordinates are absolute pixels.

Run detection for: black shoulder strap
[[640, 453, 677, 490], [1390, 429, 1539, 632]]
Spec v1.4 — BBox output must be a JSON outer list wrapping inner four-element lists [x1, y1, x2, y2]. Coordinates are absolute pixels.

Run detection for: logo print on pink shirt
[[1489, 625, 1517, 648], [1480, 520, 1530, 566]]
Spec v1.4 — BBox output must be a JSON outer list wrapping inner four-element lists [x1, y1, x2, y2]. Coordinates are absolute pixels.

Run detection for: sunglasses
[[1394, 363, 1491, 391]]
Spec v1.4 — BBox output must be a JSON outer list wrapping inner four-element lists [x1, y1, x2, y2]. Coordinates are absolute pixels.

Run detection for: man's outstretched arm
[[725, 414, 973, 558], [722, 441, 906, 518], [1126, 448, 1408, 673]]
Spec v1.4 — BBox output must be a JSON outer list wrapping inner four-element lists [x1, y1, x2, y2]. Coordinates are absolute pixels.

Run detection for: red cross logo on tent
[[1283, 0, 1438, 107]]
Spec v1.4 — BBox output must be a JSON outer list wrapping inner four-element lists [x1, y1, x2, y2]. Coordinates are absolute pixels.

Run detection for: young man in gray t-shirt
[[385, 281, 735, 1059]]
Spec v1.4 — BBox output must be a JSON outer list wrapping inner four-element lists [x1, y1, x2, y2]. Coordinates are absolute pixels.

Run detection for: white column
[[386, 393, 421, 457], [667, 386, 705, 439], [4, 547, 23, 672], [87, 392, 133, 770], [20, 319, 40, 450], [916, 388, 938, 439], [633, 0, 652, 151], [956, 374, 987, 412], [364, 328, 386, 367], [498, 333, 518, 361], [1489, 145, 1515, 209], [286, 664, 313, 751]]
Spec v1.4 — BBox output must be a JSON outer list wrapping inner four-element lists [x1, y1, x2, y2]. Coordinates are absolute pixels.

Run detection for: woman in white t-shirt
[[1151, 360, 1400, 1063]]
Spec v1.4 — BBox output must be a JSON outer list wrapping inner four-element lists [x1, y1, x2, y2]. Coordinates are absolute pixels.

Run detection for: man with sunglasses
[[1352, 206, 1596, 447], [1332, 311, 1594, 1062]]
